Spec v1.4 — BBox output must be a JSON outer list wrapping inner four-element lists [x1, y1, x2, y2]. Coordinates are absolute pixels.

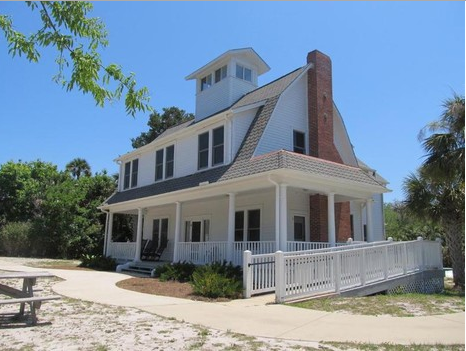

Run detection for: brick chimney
[[307, 50, 351, 242]]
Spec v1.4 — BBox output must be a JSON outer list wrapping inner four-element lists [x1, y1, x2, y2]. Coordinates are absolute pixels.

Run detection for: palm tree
[[404, 94, 465, 290], [66, 158, 91, 179]]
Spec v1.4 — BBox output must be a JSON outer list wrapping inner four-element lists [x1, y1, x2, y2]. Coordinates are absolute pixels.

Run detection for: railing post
[[417, 237, 424, 271], [243, 250, 252, 299], [334, 252, 341, 293], [383, 245, 389, 280], [402, 242, 408, 275], [275, 251, 285, 303], [359, 248, 366, 286]]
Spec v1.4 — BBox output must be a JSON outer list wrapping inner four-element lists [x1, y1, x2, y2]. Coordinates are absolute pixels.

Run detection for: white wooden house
[[99, 48, 390, 266]]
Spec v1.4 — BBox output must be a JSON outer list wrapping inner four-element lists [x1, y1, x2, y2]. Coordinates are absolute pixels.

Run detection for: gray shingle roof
[[105, 65, 386, 206]]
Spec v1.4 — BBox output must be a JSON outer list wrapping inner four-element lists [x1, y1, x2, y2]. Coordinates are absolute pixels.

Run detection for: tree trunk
[[443, 216, 465, 290]]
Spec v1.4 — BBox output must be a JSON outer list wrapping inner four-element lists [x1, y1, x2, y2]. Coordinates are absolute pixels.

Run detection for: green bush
[[191, 264, 242, 299], [79, 254, 117, 271], [0, 221, 32, 256], [153, 261, 196, 282]]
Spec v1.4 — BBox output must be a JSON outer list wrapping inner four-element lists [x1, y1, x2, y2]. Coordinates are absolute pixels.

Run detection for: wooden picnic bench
[[0, 271, 61, 325]]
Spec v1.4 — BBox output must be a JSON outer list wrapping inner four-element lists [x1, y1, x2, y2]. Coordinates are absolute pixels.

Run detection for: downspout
[[268, 177, 280, 252]]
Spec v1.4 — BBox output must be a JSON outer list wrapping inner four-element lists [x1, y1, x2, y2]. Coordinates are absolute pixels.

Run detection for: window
[[198, 132, 209, 170], [235, 209, 260, 241], [123, 162, 131, 189], [293, 130, 306, 154], [248, 209, 260, 241], [185, 218, 210, 242], [155, 149, 164, 181], [123, 159, 138, 189], [294, 216, 306, 241], [236, 64, 252, 82], [131, 159, 138, 188], [214, 65, 227, 83], [165, 145, 174, 178], [212, 126, 224, 165], [201, 74, 212, 91], [234, 211, 244, 242]]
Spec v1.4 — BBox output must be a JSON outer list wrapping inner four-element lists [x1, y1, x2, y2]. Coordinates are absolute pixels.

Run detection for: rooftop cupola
[[186, 48, 270, 121]]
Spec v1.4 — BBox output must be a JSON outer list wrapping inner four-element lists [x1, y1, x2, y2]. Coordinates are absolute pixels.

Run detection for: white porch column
[[366, 198, 374, 242], [327, 192, 336, 247], [105, 212, 114, 257], [227, 193, 236, 262], [134, 208, 144, 262], [173, 201, 182, 262], [274, 183, 280, 251], [279, 184, 288, 251]]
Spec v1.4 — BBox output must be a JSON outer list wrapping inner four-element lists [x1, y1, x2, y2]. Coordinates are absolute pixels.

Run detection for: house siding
[[231, 108, 258, 158], [333, 107, 358, 167], [254, 74, 308, 156]]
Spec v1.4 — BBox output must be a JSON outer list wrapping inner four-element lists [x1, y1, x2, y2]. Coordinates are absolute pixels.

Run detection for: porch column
[[227, 193, 236, 263], [105, 212, 114, 256], [274, 183, 280, 251], [134, 208, 144, 262], [366, 198, 374, 242], [279, 184, 288, 251], [173, 201, 182, 262], [327, 192, 336, 247]]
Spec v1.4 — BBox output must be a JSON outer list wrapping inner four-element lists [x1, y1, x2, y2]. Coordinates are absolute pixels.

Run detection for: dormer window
[[236, 64, 252, 82], [214, 65, 227, 83], [201, 74, 212, 91]]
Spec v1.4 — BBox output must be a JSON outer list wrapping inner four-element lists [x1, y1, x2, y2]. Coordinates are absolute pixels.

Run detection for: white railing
[[232, 241, 275, 266], [274, 239, 443, 302], [243, 251, 276, 297], [107, 242, 136, 261], [177, 242, 229, 265], [286, 241, 330, 251]]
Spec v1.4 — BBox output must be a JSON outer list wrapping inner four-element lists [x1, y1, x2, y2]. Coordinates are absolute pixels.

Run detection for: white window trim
[[197, 125, 225, 172], [122, 158, 138, 190], [184, 215, 212, 242], [155, 144, 176, 183], [292, 129, 307, 154]]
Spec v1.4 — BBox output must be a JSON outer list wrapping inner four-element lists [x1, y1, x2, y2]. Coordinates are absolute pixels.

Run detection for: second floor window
[[198, 132, 209, 170], [165, 145, 174, 178], [212, 126, 224, 166], [155, 149, 164, 181], [214, 65, 227, 83], [293, 130, 306, 154], [155, 145, 175, 181], [123, 159, 139, 189]]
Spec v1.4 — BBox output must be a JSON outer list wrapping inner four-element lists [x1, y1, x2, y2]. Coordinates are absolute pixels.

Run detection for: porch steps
[[121, 264, 155, 277]]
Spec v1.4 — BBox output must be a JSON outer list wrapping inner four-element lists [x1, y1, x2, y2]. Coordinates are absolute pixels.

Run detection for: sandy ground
[[0, 258, 323, 351]]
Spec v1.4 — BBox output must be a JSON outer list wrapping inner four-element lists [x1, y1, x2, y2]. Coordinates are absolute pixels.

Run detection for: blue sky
[[0, 2, 464, 203]]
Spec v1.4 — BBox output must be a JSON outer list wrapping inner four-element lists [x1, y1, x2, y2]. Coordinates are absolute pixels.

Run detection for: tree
[[66, 158, 91, 179], [403, 94, 465, 290], [131, 107, 194, 148], [0, 2, 152, 117]]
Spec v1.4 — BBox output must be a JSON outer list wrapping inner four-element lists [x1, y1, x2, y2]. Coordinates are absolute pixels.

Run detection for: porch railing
[[106, 242, 136, 261]]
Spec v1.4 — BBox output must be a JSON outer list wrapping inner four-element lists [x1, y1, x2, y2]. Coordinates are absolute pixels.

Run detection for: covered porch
[[101, 168, 385, 267]]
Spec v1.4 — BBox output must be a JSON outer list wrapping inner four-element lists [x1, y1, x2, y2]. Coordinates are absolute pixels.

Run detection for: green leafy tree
[[403, 94, 465, 290], [131, 107, 194, 148], [0, 1, 152, 116], [0, 160, 64, 225], [66, 157, 91, 179]]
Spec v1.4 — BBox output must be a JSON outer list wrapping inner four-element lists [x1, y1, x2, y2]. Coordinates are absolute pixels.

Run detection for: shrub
[[0, 221, 32, 256], [153, 261, 196, 282], [190, 262, 243, 299], [79, 254, 117, 271]]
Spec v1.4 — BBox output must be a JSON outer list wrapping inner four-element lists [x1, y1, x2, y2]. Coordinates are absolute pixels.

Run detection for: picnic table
[[0, 271, 61, 325]]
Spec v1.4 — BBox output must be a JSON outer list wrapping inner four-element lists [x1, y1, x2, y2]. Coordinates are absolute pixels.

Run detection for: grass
[[291, 279, 464, 317]]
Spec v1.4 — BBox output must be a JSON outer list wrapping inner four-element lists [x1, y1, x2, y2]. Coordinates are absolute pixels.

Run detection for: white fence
[[243, 239, 443, 301]]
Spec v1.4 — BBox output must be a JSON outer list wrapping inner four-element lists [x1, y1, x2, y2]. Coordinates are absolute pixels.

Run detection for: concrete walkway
[[0, 259, 464, 345]]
